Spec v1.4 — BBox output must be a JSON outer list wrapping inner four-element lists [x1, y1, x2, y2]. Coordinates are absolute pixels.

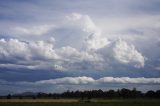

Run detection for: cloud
[[1, 76, 160, 95], [0, 38, 58, 62], [64, 13, 145, 68], [112, 39, 145, 68], [0, 0, 160, 95], [66, 13, 109, 50], [36, 76, 95, 85], [155, 67, 160, 71], [0, 38, 145, 71], [56, 46, 102, 62], [1, 76, 160, 86], [0, 38, 60, 71], [0, 38, 30, 62], [0, 38, 103, 71], [98, 39, 145, 68], [36, 77, 160, 85], [28, 39, 58, 60], [66, 13, 99, 34], [98, 77, 160, 84], [0, 13, 147, 71], [13, 25, 54, 36], [54, 46, 103, 71]]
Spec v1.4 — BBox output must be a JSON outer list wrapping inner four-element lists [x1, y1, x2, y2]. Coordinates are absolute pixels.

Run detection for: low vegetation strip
[[0, 102, 160, 106], [0, 99, 160, 106], [0, 99, 78, 103]]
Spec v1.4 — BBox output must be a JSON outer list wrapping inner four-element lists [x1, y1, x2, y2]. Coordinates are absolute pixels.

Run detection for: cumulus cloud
[[56, 46, 102, 62], [0, 38, 58, 62], [0, 38, 145, 71], [66, 13, 109, 50], [0, 38, 30, 61], [0, 38, 63, 71], [64, 13, 145, 68], [54, 46, 103, 71], [66, 13, 100, 34], [112, 39, 145, 68], [28, 40, 58, 60], [0, 13, 146, 71], [98, 39, 145, 68], [0, 38, 103, 71]]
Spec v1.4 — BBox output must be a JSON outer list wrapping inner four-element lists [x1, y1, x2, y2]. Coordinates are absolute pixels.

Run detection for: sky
[[0, 0, 160, 95]]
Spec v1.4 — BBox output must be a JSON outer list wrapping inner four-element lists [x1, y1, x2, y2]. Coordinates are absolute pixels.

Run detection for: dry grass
[[0, 99, 78, 103]]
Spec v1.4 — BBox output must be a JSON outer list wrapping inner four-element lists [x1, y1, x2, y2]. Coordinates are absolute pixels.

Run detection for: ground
[[0, 99, 160, 106]]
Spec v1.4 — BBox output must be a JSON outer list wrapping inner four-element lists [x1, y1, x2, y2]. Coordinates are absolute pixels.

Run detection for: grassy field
[[0, 99, 160, 106]]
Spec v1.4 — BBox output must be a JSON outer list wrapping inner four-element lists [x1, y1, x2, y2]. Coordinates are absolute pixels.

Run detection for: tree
[[155, 90, 160, 98], [145, 90, 155, 98], [7, 94, 11, 99], [120, 88, 132, 98]]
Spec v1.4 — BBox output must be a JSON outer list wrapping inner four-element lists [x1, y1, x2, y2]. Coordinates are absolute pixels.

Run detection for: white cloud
[[54, 46, 103, 71], [34, 77, 160, 85], [112, 39, 145, 68], [98, 77, 160, 84], [56, 46, 102, 62], [0, 38, 145, 71], [0, 38, 30, 61], [1, 77, 160, 86], [28, 40, 58, 60], [0, 38, 58, 62], [66, 13, 99, 34], [36, 76, 95, 85], [13, 24, 54, 36], [98, 39, 145, 68], [67, 13, 146, 68], [66, 13, 109, 50], [0, 13, 147, 71], [86, 33, 109, 50], [0, 38, 103, 71]]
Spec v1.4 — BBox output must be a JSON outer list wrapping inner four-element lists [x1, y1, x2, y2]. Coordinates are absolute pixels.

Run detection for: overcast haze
[[0, 0, 160, 95]]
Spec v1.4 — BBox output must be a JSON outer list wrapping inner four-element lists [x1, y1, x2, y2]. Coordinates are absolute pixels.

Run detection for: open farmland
[[0, 99, 160, 106]]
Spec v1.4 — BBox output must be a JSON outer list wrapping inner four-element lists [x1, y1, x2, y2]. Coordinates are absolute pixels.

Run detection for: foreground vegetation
[[0, 99, 160, 106], [0, 88, 160, 106], [1, 88, 160, 99]]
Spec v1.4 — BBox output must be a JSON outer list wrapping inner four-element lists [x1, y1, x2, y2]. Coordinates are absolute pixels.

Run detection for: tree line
[[1, 88, 160, 99]]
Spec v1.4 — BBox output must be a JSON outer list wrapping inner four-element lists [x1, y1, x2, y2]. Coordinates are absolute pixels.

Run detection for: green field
[[0, 99, 160, 106]]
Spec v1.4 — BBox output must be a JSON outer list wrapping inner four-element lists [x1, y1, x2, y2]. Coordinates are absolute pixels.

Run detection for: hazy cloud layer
[[13, 25, 54, 36], [1, 76, 160, 95], [1, 76, 160, 86], [35, 77, 160, 85]]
